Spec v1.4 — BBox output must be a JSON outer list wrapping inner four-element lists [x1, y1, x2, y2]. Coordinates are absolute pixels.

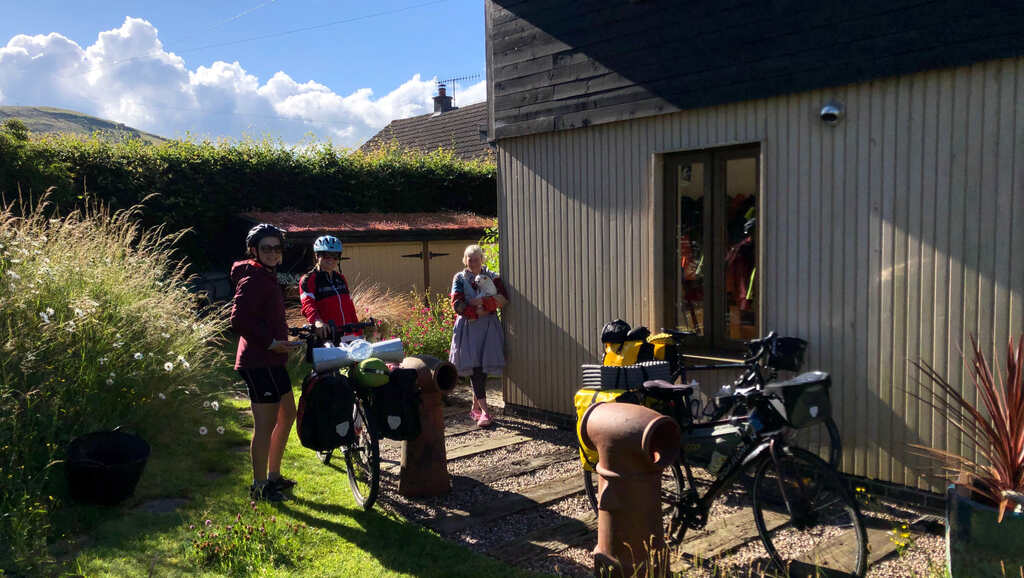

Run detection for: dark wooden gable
[[486, 0, 1024, 139]]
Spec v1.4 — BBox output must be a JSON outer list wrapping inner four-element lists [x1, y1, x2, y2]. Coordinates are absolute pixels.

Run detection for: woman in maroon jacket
[[230, 224, 302, 502]]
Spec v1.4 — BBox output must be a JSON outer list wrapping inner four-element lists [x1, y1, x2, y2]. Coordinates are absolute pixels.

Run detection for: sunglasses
[[318, 253, 341, 260], [258, 244, 283, 254]]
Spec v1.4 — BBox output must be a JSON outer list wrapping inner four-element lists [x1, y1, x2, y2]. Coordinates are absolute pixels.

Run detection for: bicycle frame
[[679, 420, 790, 532]]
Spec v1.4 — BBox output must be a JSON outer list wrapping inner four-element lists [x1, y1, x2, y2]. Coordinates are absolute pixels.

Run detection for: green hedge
[[0, 124, 496, 268]]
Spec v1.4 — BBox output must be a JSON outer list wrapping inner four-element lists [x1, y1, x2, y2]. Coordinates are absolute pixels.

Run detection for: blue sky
[[0, 0, 487, 146]]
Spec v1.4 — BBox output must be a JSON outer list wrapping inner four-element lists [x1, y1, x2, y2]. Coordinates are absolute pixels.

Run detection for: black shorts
[[237, 367, 292, 404]]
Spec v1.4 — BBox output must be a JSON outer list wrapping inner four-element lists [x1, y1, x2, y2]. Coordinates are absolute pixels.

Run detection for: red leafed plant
[[911, 335, 1024, 522]]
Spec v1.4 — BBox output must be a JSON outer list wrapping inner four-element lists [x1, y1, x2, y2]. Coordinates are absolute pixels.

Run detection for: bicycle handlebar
[[289, 317, 378, 338]]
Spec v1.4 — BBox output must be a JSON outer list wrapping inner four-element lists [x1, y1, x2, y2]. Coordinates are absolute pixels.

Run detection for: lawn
[[57, 356, 545, 578]]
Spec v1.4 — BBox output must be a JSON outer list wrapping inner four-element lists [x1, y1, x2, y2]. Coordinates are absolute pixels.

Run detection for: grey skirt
[[449, 314, 506, 376]]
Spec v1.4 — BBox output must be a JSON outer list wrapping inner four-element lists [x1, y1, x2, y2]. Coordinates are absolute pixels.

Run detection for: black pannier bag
[[763, 371, 831, 428], [601, 319, 631, 344], [296, 373, 356, 451], [363, 368, 422, 441], [767, 337, 808, 372]]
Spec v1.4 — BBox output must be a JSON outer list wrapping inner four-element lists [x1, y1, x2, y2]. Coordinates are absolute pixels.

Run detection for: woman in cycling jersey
[[230, 223, 302, 502], [298, 235, 361, 341]]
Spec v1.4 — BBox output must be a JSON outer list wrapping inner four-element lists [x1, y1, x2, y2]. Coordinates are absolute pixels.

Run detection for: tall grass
[[0, 193, 228, 573], [349, 281, 456, 360]]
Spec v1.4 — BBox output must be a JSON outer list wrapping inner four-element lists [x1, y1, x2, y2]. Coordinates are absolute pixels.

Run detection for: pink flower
[[205, 519, 213, 526]]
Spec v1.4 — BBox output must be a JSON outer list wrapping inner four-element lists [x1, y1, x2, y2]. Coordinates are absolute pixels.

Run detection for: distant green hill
[[0, 106, 166, 144]]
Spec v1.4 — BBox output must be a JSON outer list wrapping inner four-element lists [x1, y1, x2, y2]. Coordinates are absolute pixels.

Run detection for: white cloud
[[0, 17, 467, 146], [455, 79, 487, 108]]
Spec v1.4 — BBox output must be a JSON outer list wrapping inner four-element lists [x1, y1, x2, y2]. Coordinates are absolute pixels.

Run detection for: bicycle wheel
[[751, 446, 867, 577], [583, 463, 685, 544], [790, 417, 843, 470], [344, 399, 380, 510]]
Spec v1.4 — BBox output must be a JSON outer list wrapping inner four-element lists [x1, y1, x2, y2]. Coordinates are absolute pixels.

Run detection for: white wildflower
[[211, 401, 220, 411], [38, 311, 50, 324], [198, 426, 208, 436], [65, 321, 76, 333], [106, 378, 114, 385], [6, 270, 20, 280], [98, 357, 107, 365], [109, 372, 115, 378], [203, 401, 211, 408], [216, 426, 225, 435], [163, 362, 173, 372], [133, 352, 143, 360], [73, 308, 84, 317], [158, 393, 166, 400], [112, 342, 122, 348], [45, 307, 54, 316], [161, 332, 170, 338]]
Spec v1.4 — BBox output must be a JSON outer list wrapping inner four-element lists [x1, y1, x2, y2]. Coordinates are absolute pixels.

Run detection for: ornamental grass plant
[[0, 193, 228, 573], [911, 335, 1024, 521], [348, 282, 456, 360]]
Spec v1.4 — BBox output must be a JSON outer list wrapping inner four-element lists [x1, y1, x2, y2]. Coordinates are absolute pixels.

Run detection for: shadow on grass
[[277, 491, 545, 578]]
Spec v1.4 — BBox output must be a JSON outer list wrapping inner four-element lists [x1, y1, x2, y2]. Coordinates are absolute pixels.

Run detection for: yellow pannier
[[602, 340, 645, 366], [574, 387, 637, 471]]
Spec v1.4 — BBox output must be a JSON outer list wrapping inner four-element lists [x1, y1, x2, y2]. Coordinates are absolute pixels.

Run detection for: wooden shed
[[486, 0, 1024, 489], [239, 211, 494, 294]]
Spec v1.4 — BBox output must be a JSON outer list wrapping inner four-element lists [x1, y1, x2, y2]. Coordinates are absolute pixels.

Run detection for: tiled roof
[[359, 102, 492, 162], [240, 211, 495, 234]]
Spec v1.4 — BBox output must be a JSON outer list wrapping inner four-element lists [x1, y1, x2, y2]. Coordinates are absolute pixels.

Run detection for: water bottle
[[707, 438, 729, 474], [345, 339, 373, 362]]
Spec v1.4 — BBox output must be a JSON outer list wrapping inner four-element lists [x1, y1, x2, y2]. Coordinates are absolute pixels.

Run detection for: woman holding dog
[[449, 244, 507, 427]]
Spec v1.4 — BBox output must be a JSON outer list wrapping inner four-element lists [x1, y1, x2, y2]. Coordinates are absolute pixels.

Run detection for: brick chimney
[[432, 83, 456, 115]]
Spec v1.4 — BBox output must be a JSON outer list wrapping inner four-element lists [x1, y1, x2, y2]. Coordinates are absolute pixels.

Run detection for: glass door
[[664, 146, 759, 351]]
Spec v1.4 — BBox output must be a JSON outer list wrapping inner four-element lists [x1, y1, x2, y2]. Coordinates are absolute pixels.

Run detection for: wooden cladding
[[497, 57, 1024, 488], [486, 0, 1024, 140]]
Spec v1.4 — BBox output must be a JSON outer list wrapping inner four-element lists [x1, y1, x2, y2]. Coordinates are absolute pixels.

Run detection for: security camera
[[820, 101, 843, 126]]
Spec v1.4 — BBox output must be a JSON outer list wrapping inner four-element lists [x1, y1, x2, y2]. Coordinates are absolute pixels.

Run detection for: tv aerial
[[437, 73, 482, 105]]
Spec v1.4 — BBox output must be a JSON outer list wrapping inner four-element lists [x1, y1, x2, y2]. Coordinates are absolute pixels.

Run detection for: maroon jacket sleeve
[[230, 275, 274, 349]]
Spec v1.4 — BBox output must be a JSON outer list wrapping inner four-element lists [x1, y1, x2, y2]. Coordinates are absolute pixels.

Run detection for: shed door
[[663, 145, 760, 350], [342, 242, 424, 292]]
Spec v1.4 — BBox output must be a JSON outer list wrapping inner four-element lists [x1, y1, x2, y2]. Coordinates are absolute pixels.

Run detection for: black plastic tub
[[65, 430, 150, 505]]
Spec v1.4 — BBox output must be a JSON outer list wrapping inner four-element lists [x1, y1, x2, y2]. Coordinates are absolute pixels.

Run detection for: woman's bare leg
[[250, 400, 280, 482], [268, 391, 296, 475]]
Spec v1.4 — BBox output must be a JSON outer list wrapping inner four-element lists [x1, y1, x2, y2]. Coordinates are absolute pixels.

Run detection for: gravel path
[[372, 379, 947, 577]]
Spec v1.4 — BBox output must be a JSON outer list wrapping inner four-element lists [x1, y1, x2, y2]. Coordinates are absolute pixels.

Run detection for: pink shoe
[[476, 412, 492, 428], [469, 407, 482, 421]]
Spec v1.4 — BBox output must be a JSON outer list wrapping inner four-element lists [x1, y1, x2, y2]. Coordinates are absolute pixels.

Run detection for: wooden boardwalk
[[383, 406, 917, 576]]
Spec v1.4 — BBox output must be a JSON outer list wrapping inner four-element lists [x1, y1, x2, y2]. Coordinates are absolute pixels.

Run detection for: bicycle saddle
[[641, 379, 696, 400]]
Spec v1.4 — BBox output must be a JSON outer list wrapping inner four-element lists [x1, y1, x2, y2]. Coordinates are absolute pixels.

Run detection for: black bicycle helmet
[[245, 223, 285, 248]]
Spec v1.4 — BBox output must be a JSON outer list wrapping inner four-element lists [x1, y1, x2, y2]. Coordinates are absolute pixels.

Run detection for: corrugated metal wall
[[497, 57, 1024, 486]]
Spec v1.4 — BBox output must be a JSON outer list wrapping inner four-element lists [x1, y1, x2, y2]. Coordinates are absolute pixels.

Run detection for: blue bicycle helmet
[[313, 235, 343, 254]]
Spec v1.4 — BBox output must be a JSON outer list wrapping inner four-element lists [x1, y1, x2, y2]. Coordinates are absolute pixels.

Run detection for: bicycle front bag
[[763, 371, 831, 428], [296, 373, 356, 451]]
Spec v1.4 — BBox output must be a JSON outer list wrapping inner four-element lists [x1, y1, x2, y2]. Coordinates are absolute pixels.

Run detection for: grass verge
[[61, 355, 545, 578]]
